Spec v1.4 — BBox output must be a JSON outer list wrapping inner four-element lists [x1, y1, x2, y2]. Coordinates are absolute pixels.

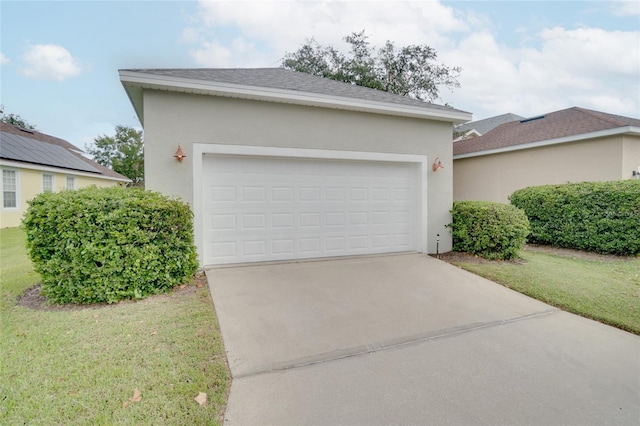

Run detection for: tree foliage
[[0, 105, 37, 129], [282, 30, 461, 102], [86, 125, 144, 187]]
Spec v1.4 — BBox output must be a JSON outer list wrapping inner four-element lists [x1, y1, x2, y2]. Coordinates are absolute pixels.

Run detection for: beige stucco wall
[[622, 135, 640, 180], [0, 167, 121, 228], [142, 90, 455, 254], [453, 136, 632, 203]]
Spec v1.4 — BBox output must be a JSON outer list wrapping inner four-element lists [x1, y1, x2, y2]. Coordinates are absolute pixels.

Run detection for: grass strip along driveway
[[0, 228, 229, 425], [446, 247, 640, 335]]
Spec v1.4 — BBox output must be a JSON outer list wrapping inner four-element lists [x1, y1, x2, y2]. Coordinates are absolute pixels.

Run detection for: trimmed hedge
[[449, 201, 530, 260], [510, 181, 640, 255], [22, 186, 199, 304]]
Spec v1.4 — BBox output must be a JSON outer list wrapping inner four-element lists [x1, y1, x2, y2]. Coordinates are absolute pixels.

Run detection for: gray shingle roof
[[120, 67, 466, 114], [1, 131, 100, 173], [0, 123, 131, 181], [455, 113, 524, 135], [453, 107, 640, 156], [0, 121, 82, 151]]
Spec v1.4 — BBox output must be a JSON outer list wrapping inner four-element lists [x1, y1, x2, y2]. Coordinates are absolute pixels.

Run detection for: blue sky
[[1, 1, 639, 149]]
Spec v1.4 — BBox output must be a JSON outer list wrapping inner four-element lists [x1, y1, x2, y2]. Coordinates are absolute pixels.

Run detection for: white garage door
[[202, 154, 420, 265]]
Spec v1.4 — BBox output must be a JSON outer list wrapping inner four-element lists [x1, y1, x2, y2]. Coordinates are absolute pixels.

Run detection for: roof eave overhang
[[453, 126, 640, 160], [0, 159, 132, 182], [119, 71, 472, 125]]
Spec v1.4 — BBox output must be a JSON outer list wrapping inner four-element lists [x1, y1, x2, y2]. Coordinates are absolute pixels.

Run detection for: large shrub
[[22, 186, 199, 304], [510, 181, 640, 255], [449, 201, 530, 260]]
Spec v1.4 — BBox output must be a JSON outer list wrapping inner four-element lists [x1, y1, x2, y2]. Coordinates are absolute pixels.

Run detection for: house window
[[2, 169, 18, 208], [66, 176, 76, 190], [42, 174, 54, 193]]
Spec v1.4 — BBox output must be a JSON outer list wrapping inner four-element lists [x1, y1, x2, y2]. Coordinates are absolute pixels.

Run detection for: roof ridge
[[573, 107, 628, 127], [120, 68, 468, 115], [453, 106, 640, 157], [0, 121, 86, 153]]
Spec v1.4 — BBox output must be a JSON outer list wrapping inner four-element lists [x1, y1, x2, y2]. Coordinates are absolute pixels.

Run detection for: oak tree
[[282, 30, 461, 102], [86, 125, 144, 187]]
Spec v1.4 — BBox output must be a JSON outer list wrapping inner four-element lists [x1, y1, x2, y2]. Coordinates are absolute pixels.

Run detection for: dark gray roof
[[0, 121, 82, 152], [1, 131, 101, 173], [1, 124, 131, 182], [455, 113, 524, 135], [120, 68, 466, 114]]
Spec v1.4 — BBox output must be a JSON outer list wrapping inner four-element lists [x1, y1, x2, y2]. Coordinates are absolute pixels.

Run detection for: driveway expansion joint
[[232, 308, 560, 379]]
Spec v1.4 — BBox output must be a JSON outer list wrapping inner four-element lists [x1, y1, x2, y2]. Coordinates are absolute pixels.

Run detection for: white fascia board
[[0, 159, 131, 182], [119, 71, 472, 124], [197, 143, 428, 163], [454, 126, 640, 160]]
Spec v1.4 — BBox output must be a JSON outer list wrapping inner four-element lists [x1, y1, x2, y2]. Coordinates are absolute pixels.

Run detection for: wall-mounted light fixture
[[174, 145, 186, 162], [432, 157, 444, 172]]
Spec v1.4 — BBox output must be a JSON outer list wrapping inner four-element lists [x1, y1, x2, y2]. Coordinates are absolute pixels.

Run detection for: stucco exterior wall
[[453, 136, 626, 203], [622, 135, 640, 180], [0, 167, 120, 228], [142, 90, 455, 254]]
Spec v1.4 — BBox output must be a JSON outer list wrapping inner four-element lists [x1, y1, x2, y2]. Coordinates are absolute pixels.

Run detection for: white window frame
[[66, 176, 76, 190], [2, 168, 20, 209], [42, 173, 55, 193]]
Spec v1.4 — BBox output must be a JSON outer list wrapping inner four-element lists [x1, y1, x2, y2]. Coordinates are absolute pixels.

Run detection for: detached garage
[[119, 68, 471, 266]]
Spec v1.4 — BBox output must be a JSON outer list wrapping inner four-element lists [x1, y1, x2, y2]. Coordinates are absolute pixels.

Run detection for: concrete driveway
[[206, 253, 640, 425]]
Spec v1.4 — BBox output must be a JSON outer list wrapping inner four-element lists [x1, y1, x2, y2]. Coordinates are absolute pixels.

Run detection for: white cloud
[[609, 1, 640, 16], [21, 44, 83, 81], [77, 121, 119, 150], [188, 0, 467, 66], [189, 36, 271, 67], [536, 27, 639, 76], [0, 53, 9, 65], [181, 27, 201, 44], [185, 1, 640, 120], [440, 25, 640, 119]]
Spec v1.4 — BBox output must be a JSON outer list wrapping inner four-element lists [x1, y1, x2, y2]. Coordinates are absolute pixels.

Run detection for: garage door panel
[[241, 214, 266, 229], [300, 238, 321, 253], [272, 187, 294, 201], [325, 187, 345, 201], [212, 241, 236, 258], [272, 213, 294, 228], [299, 187, 321, 201], [203, 155, 420, 265], [242, 186, 266, 201], [212, 214, 236, 230], [348, 212, 367, 225], [272, 239, 295, 255], [212, 186, 236, 201], [243, 240, 266, 256]]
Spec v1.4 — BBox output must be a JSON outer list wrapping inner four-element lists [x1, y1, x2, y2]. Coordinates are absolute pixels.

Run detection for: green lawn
[[451, 249, 640, 334], [0, 228, 229, 425]]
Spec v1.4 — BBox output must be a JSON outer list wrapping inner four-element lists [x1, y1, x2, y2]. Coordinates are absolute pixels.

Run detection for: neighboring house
[[119, 68, 471, 266], [0, 122, 131, 228], [453, 113, 524, 141], [453, 107, 640, 203]]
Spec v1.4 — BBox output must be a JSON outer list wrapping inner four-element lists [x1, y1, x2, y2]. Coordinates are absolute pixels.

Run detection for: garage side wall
[[453, 136, 625, 203], [622, 135, 640, 180], [143, 90, 454, 254]]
